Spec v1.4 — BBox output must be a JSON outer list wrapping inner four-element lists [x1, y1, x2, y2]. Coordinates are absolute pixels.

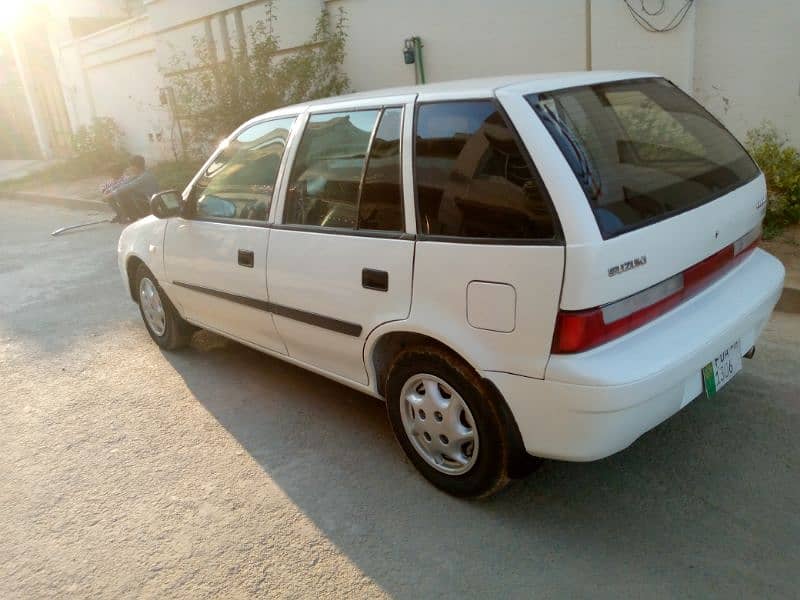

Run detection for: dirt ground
[[1, 200, 799, 599]]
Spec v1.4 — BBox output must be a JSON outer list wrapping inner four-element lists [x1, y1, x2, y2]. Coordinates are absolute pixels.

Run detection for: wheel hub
[[139, 277, 166, 337], [399, 374, 479, 475]]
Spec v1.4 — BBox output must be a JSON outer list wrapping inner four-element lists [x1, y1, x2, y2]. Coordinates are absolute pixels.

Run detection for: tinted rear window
[[527, 78, 759, 238], [415, 100, 556, 240]]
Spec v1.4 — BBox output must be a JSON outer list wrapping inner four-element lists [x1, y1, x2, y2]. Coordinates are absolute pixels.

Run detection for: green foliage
[[72, 117, 127, 172], [746, 123, 800, 238], [0, 161, 87, 193], [0, 117, 128, 193], [168, 1, 350, 150], [151, 159, 204, 192]]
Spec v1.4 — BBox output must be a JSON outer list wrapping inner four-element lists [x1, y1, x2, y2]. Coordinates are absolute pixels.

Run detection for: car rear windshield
[[526, 78, 759, 238]]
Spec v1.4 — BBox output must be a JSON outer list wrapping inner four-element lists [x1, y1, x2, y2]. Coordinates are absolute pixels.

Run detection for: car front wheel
[[134, 264, 193, 350]]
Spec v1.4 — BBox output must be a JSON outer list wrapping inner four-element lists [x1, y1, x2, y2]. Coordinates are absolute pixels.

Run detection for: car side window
[[284, 110, 380, 229], [194, 117, 295, 223], [415, 100, 556, 240]]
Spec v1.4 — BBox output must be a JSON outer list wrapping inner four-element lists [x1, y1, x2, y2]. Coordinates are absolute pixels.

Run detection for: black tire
[[134, 264, 194, 351], [385, 345, 511, 499]]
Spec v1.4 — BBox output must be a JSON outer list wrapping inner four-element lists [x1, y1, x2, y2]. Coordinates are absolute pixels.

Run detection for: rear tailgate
[[562, 174, 765, 311], [519, 76, 769, 352]]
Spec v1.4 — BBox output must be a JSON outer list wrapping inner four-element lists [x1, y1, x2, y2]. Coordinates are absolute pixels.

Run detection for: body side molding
[[172, 281, 363, 337]]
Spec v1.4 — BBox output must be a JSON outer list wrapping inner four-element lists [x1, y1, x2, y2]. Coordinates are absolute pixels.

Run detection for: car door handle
[[362, 268, 388, 292], [238, 249, 254, 268]]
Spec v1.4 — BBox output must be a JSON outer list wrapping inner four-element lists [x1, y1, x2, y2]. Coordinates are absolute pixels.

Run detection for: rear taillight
[[552, 226, 761, 354]]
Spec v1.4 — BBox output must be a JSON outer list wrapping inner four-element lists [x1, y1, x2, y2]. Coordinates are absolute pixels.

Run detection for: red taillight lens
[[552, 227, 761, 354]]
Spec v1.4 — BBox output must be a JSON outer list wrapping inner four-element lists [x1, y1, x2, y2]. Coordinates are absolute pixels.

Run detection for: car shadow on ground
[[161, 330, 799, 598]]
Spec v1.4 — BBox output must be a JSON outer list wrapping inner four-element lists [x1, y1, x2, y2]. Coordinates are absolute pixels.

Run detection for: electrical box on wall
[[403, 37, 425, 83]]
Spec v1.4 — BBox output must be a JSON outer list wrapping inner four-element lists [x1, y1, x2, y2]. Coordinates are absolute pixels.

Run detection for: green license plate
[[702, 340, 743, 398]]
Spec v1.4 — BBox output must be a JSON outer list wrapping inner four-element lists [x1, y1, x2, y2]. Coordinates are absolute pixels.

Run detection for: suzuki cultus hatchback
[[119, 72, 785, 498]]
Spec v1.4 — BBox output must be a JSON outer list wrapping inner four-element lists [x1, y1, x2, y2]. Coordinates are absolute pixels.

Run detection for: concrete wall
[[56, 0, 129, 19], [56, 15, 169, 162], [329, 0, 700, 92], [52, 0, 324, 161], [49, 0, 800, 163], [330, 0, 798, 145], [146, 0, 321, 75], [86, 49, 173, 160], [693, 0, 800, 143], [327, 0, 587, 90], [590, 0, 696, 91]]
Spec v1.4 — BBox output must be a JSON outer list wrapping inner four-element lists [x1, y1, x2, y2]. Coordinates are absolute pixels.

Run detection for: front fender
[[117, 216, 168, 298]]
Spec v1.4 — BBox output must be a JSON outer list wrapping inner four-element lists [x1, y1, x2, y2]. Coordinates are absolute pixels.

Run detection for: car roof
[[258, 70, 657, 120]]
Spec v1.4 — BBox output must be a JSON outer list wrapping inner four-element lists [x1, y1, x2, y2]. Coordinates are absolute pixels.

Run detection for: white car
[[118, 72, 784, 498]]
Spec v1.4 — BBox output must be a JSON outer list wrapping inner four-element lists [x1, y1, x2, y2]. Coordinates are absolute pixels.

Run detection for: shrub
[[0, 117, 128, 192], [745, 123, 800, 238], [72, 117, 127, 173], [168, 0, 349, 153]]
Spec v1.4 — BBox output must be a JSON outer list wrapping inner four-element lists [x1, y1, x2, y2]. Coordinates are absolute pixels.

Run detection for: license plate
[[702, 340, 742, 398]]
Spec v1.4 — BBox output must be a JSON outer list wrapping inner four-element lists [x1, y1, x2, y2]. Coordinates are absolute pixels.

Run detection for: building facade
[[7, 0, 800, 161]]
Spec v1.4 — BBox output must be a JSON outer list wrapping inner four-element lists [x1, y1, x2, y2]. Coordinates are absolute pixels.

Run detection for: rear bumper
[[484, 248, 785, 461]]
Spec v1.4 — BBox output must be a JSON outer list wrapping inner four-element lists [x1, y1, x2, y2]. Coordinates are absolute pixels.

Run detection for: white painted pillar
[[8, 32, 52, 159]]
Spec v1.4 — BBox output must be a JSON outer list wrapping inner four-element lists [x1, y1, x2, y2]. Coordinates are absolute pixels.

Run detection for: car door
[[267, 98, 416, 384], [163, 116, 297, 354]]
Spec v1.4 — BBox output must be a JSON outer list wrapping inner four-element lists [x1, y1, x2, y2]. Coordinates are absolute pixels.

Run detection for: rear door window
[[527, 78, 759, 238], [284, 110, 378, 229], [358, 108, 404, 231], [283, 107, 406, 232], [414, 100, 557, 241]]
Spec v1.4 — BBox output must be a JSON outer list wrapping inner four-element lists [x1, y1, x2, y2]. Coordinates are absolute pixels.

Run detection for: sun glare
[[0, 0, 30, 33]]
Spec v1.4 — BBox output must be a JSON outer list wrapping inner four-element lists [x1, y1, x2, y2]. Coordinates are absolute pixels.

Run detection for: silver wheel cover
[[139, 277, 167, 337], [399, 374, 479, 475]]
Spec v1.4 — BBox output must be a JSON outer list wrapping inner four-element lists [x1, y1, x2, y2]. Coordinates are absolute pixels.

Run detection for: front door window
[[194, 117, 295, 222]]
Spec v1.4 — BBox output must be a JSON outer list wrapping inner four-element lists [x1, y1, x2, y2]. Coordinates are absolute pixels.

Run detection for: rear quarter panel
[[399, 242, 565, 379]]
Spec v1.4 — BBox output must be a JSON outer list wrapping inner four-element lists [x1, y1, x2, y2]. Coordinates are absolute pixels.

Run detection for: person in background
[[105, 155, 160, 223], [101, 162, 129, 196], [101, 163, 130, 222]]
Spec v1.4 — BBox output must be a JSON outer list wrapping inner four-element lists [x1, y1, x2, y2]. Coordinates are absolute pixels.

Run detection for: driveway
[[1, 200, 798, 599]]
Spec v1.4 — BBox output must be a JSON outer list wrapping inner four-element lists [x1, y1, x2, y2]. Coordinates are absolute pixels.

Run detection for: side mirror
[[150, 190, 182, 219]]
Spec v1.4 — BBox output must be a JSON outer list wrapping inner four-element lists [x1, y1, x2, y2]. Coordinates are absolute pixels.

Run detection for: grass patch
[[151, 159, 204, 192], [0, 158, 203, 196], [0, 160, 97, 193], [0, 117, 130, 193]]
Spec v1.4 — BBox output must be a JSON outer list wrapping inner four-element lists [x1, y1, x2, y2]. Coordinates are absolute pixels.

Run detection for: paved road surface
[[0, 160, 50, 182], [1, 200, 798, 598]]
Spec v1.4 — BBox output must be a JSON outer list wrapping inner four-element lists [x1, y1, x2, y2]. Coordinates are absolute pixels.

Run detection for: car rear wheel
[[385, 346, 511, 498], [134, 264, 194, 350]]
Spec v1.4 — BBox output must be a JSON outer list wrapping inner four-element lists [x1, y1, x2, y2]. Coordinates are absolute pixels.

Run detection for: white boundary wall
[[52, 0, 800, 161]]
